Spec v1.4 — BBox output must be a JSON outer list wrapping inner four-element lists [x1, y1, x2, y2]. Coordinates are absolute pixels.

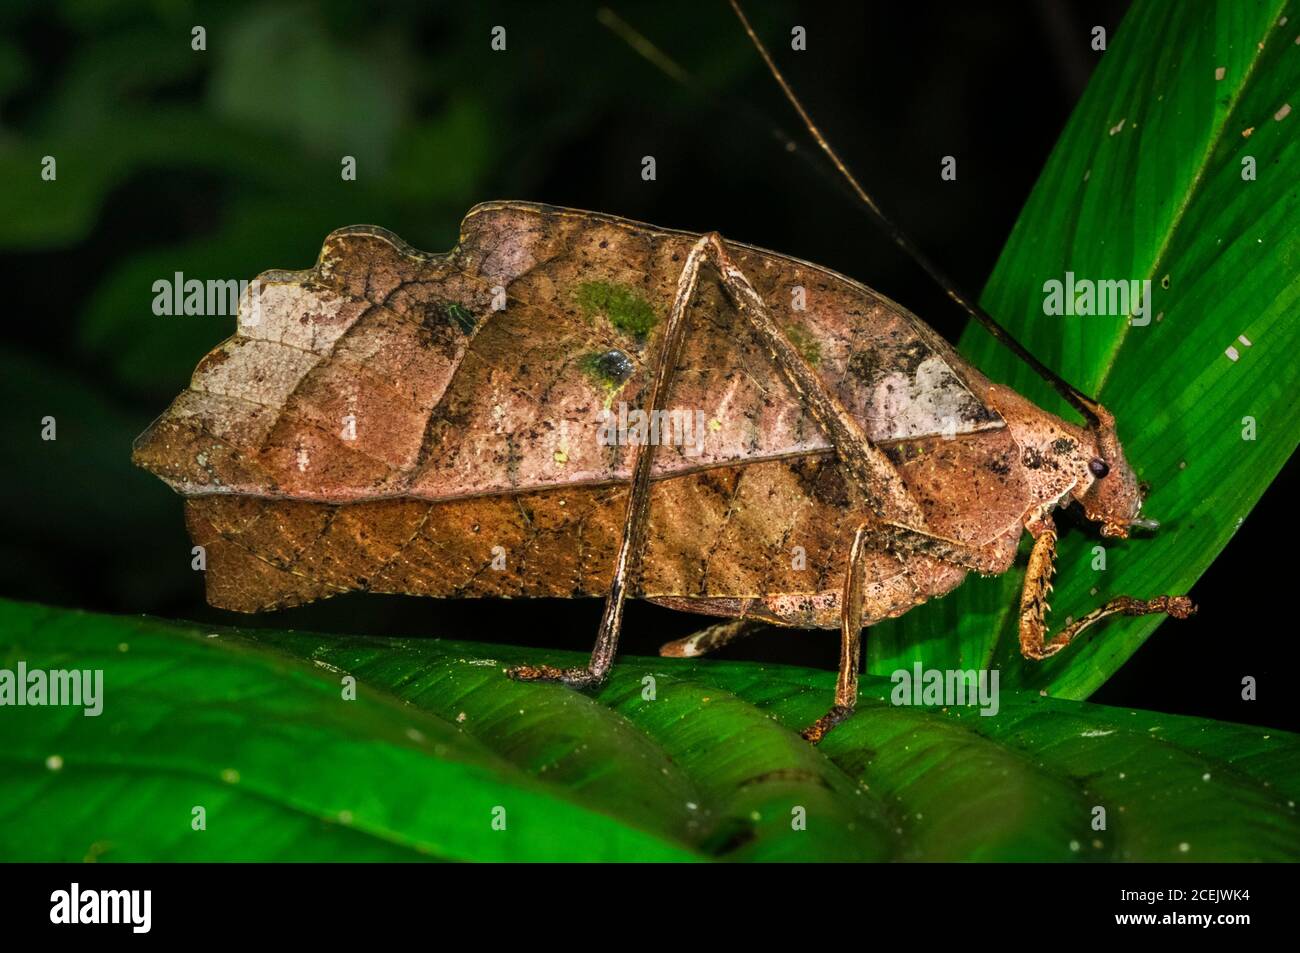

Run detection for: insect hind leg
[[510, 230, 941, 696], [800, 520, 873, 744], [700, 233, 927, 530]]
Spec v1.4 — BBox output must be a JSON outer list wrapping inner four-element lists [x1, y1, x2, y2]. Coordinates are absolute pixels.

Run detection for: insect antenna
[[726, 0, 1104, 427]]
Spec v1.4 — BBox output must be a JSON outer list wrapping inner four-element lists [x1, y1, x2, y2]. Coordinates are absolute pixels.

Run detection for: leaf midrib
[[1092, 0, 1287, 391]]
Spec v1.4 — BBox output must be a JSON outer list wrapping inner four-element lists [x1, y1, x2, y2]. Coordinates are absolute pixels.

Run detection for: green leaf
[[2, 598, 1297, 861], [0, 599, 697, 862], [869, 0, 1299, 695]]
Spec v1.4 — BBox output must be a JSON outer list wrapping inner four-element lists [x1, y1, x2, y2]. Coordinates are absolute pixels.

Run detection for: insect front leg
[[1018, 516, 1195, 661], [507, 233, 715, 690], [800, 520, 873, 745]]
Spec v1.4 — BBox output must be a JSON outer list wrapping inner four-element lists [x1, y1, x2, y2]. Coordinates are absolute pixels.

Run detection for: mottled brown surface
[[137, 203, 1115, 628], [183, 453, 989, 625]]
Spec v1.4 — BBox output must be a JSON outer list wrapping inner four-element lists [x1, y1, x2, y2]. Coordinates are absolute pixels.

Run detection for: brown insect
[[132, 9, 1193, 743]]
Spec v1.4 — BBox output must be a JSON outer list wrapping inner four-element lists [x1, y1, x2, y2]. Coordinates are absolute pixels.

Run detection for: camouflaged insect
[[134, 202, 1193, 742]]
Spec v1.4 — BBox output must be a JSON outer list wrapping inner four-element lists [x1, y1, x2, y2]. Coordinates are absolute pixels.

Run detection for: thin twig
[[596, 7, 866, 215]]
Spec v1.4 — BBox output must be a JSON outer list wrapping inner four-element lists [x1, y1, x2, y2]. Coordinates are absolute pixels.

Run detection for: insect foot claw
[[1121, 594, 1197, 619], [506, 663, 603, 690], [800, 704, 855, 745]]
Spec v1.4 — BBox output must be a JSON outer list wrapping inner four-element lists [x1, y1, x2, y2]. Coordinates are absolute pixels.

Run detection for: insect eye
[[1089, 458, 1110, 478]]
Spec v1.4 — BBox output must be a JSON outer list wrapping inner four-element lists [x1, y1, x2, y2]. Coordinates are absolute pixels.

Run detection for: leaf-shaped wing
[[134, 203, 1003, 503]]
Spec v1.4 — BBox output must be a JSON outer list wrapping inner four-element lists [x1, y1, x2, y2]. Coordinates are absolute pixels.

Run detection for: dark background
[[1, 1, 1293, 729]]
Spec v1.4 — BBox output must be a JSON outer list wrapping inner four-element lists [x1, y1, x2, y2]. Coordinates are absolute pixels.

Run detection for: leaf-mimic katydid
[[133, 2, 1192, 742]]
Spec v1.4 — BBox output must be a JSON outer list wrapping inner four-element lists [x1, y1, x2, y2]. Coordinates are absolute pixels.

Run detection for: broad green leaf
[[869, 0, 1299, 695], [2, 598, 1297, 862], [0, 600, 697, 862]]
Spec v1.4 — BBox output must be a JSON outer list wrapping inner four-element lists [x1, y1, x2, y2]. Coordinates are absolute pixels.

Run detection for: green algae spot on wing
[[574, 281, 659, 340]]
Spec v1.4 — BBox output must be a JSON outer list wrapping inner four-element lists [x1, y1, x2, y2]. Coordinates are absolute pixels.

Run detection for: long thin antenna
[[727, 0, 1103, 425]]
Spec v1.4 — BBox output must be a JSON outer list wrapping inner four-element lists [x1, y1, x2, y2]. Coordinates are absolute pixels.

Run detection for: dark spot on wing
[[985, 451, 1013, 476], [579, 349, 636, 389]]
